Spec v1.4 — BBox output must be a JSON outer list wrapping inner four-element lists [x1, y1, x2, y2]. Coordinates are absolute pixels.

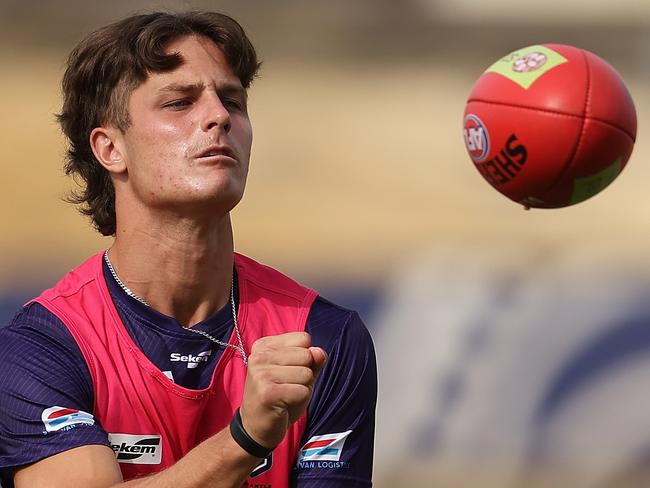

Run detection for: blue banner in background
[[373, 245, 650, 488]]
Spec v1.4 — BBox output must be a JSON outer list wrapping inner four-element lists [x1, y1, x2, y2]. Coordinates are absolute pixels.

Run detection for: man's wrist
[[229, 408, 274, 459]]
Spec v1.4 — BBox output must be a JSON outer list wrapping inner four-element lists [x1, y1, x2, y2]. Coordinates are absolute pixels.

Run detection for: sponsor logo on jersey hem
[[42, 406, 95, 433], [108, 433, 162, 464], [297, 430, 352, 463]]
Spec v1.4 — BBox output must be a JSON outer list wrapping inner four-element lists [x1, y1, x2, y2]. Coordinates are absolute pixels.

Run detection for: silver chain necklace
[[103, 250, 248, 367]]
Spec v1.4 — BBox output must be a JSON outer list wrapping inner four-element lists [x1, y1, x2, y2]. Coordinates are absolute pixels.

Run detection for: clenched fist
[[239, 332, 327, 450]]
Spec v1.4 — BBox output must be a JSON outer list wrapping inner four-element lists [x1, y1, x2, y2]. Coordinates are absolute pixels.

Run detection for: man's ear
[[89, 127, 127, 174]]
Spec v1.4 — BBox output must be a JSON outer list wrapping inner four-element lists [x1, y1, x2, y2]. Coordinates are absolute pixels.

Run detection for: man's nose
[[201, 94, 231, 133]]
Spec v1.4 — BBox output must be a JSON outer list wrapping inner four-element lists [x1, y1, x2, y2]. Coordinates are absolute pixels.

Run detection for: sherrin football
[[463, 44, 637, 208]]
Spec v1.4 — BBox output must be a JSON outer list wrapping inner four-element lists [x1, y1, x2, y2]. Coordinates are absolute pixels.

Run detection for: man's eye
[[164, 99, 192, 109], [222, 98, 244, 111]]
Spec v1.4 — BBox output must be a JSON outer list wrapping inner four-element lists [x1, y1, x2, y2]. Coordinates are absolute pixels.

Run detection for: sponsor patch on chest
[[170, 350, 212, 369], [108, 433, 162, 464]]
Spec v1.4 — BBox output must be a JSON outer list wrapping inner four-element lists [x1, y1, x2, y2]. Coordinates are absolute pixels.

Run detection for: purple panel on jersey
[[293, 301, 377, 487], [0, 303, 107, 487]]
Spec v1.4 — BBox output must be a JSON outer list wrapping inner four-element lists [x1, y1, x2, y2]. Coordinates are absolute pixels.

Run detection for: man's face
[[116, 35, 252, 216]]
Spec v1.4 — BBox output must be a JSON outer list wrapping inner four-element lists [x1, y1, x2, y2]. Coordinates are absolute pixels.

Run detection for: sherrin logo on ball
[[463, 114, 490, 162], [463, 44, 637, 208]]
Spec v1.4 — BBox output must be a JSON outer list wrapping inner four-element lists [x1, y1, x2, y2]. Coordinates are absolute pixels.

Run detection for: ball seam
[[536, 49, 591, 203], [466, 99, 634, 141]]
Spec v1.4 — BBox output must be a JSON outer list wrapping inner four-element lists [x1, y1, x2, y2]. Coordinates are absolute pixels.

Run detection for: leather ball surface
[[463, 44, 637, 208]]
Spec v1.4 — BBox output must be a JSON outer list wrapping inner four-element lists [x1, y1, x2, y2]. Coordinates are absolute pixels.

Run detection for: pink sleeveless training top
[[34, 252, 317, 485]]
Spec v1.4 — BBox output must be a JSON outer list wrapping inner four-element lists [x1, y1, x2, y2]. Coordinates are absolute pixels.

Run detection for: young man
[[0, 12, 376, 488]]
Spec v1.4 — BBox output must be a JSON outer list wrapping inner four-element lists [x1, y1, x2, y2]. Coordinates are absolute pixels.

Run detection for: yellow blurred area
[[2, 47, 650, 292]]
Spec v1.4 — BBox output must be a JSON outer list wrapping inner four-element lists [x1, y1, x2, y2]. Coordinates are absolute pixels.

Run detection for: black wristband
[[229, 408, 273, 458]]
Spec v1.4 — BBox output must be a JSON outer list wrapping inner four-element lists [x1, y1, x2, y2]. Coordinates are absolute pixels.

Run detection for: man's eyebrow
[[158, 82, 205, 93], [157, 82, 246, 97], [216, 83, 248, 98]]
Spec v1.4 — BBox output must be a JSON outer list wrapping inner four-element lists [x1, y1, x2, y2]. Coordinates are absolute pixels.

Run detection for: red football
[[463, 44, 637, 208]]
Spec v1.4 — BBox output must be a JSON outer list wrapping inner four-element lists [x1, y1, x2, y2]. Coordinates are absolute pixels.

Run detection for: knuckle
[[300, 366, 314, 385], [251, 337, 269, 353], [294, 384, 312, 403], [298, 348, 313, 366], [259, 383, 279, 405], [249, 349, 269, 367], [257, 368, 274, 384], [297, 331, 312, 347]]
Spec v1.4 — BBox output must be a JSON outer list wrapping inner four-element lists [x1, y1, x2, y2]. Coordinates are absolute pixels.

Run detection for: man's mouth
[[196, 145, 237, 161]]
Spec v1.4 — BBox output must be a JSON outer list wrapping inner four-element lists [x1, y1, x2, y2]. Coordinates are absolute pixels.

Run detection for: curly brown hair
[[58, 11, 261, 236]]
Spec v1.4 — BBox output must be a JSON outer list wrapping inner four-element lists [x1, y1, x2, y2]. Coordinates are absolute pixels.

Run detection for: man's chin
[[180, 191, 245, 218]]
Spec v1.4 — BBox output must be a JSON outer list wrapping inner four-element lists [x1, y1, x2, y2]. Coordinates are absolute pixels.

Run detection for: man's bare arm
[[15, 427, 260, 488], [15, 445, 122, 488]]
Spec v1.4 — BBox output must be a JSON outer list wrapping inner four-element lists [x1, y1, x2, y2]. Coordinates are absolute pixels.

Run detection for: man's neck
[[108, 213, 235, 328]]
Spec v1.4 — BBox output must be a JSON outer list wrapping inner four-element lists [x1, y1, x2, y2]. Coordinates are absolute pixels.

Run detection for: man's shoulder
[[307, 295, 373, 353], [4, 301, 67, 333], [310, 295, 357, 323], [235, 253, 316, 302], [36, 253, 103, 303], [0, 301, 79, 358]]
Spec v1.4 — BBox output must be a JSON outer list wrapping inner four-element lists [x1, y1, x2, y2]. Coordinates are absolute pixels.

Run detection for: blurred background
[[1, 0, 649, 486]]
